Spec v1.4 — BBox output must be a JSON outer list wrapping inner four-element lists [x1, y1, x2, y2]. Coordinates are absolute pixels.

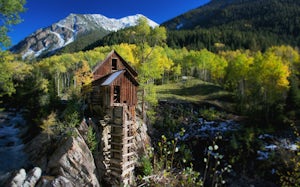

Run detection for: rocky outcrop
[[37, 175, 74, 187], [2, 113, 151, 186], [24, 125, 100, 186], [135, 117, 151, 154], [46, 129, 99, 186], [4, 167, 41, 187]]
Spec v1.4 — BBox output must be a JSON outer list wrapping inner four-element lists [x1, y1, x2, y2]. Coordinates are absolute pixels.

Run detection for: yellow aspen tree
[[130, 17, 167, 121], [251, 51, 290, 121], [74, 60, 93, 100], [74, 60, 93, 88], [113, 43, 137, 66], [210, 55, 228, 84], [40, 112, 57, 140]]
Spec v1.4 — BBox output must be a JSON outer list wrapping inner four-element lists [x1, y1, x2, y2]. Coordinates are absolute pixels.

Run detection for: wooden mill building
[[89, 50, 138, 185]]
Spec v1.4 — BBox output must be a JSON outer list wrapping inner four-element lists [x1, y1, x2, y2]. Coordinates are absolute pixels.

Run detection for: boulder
[[24, 133, 53, 171], [5, 167, 42, 187], [36, 176, 74, 187], [8, 169, 26, 187], [24, 128, 100, 186], [23, 167, 42, 187], [46, 129, 100, 187]]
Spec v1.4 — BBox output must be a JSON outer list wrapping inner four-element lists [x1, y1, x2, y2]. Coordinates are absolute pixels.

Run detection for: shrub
[[87, 126, 97, 153], [140, 155, 153, 176], [40, 112, 56, 140], [200, 107, 224, 121]]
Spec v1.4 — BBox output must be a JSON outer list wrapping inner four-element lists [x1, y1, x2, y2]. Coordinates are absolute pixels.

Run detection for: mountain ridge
[[10, 13, 158, 59], [161, 0, 300, 50]]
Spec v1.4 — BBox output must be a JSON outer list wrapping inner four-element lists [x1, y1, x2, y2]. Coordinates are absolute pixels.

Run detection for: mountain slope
[[163, 0, 300, 33], [161, 0, 300, 50], [10, 13, 158, 58]]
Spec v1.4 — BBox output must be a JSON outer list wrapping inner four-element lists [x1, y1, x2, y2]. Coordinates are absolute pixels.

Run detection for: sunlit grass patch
[[155, 77, 234, 110]]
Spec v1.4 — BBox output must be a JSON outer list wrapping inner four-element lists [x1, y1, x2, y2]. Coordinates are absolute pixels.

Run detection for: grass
[[155, 77, 235, 112]]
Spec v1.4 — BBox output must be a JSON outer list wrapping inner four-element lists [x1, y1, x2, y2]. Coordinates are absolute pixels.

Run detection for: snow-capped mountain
[[10, 14, 158, 59]]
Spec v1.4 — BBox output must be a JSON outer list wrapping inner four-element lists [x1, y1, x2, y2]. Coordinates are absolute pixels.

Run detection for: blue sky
[[8, 0, 210, 45]]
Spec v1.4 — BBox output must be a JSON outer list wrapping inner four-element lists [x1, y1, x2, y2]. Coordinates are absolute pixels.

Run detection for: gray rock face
[[24, 127, 100, 187], [36, 175, 74, 187], [6, 167, 42, 187], [135, 118, 151, 154], [23, 167, 42, 187], [9, 169, 26, 187], [10, 13, 158, 59], [46, 129, 99, 187]]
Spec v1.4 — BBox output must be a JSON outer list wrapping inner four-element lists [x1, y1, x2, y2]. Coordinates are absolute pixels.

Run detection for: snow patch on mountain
[[65, 36, 75, 46], [81, 13, 157, 31], [11, 13, 158, 59], [176, 23, 184, 30], [50, 31, 65, 49]]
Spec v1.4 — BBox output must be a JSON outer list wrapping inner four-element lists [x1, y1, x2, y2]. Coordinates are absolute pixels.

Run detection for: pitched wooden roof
[[92, 50, 138, 77]]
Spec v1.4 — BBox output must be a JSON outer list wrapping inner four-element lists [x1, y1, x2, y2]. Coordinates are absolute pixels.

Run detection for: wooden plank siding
[[108, 72, 138, 107], [93, 54, 127, 80], [93, 51, 137, 81]]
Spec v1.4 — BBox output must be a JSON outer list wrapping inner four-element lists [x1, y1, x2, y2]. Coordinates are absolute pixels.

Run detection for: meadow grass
[[155, 77, 235, 111]]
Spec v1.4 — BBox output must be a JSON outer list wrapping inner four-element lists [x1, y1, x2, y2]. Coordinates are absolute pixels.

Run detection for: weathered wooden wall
[[109, 73, 138, 107], [93, 53, 128, 80]]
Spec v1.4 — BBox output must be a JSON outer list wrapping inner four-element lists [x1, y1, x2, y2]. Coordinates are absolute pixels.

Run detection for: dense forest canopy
[[163, 0, 300, 33], [161, 0, 300, 51]]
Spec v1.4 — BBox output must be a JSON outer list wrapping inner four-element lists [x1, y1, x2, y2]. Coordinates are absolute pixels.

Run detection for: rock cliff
[[24, 125, 100, 186]]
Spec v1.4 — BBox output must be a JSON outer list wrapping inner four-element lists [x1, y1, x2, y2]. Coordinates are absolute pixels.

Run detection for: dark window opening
[[113, 86, 120, 103], [112, 58, 117, 70]]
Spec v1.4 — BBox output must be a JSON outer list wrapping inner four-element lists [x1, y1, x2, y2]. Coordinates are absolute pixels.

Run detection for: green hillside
[[162, 0, 300, 51], [163, 0, 300, 32]]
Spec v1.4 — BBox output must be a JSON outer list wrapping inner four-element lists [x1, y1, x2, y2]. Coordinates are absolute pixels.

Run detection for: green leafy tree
[[0, 0, 26, 47], [74, 60, 93, 110], [0, 51, 32, 104], [0, 52, 15, 99], [165, 47, 188, 80], [130, 17, 167, 121], [221, 50, 253, 112], [250, 51, 290, 121], [196, 49, 215, 81]]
